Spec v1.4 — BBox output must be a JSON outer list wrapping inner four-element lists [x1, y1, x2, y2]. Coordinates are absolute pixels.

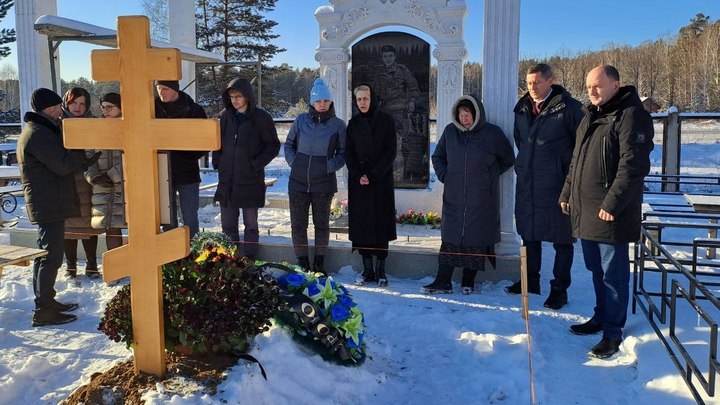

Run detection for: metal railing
[[650, 110, 720, 193], [633, 217, 720, 404], [645, 174, 720, 195]]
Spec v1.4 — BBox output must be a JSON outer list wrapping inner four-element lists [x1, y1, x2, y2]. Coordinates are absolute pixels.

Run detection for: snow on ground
[[1, 122, 720, 404], [0, 248, 706, 404]]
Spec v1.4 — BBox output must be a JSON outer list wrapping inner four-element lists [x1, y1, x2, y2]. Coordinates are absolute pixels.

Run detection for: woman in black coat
[[422, 95, 515, 294], [346, 84, 398, 287]]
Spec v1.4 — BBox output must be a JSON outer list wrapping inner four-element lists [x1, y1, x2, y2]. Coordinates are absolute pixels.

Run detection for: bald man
[[559, 65, 654, 359]]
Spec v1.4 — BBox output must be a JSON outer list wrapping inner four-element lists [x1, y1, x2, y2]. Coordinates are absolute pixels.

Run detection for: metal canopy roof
[[34, 14, 223, 64]]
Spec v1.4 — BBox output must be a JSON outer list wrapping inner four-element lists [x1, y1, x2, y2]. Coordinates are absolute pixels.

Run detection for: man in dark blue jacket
[[560, 65, 654, 359], [18, 88, 100, 326], [508, 63, 582, 310]]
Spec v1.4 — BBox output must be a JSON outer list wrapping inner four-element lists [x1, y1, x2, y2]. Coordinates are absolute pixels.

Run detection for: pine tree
[[194, 0, 286, 115], [0, 0, 15, 59], [196, 0, 284, 62]]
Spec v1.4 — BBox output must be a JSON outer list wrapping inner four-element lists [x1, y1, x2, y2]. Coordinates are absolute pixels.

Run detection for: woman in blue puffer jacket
[[284, 78, 346, 274]]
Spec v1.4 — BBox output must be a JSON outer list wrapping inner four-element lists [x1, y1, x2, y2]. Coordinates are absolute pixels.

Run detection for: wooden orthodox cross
[[63, 16, 219, 377]]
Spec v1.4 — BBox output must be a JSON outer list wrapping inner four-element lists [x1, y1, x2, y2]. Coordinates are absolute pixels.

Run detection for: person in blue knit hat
[[310, 77, 332, 104], [284, 78, 346, 274]]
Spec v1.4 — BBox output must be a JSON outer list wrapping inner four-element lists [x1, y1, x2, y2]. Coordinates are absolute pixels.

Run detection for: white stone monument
[[315, 0, 521, 270], [15, 0, 60, 118]]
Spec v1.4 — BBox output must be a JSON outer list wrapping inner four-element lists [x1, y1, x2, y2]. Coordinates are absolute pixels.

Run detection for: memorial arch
[[315, 0, 522, 269], [314, 0, 468, 132]]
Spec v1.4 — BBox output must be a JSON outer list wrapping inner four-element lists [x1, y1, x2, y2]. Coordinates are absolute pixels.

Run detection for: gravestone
[[63, 16, 220, 377], [352, 32, 430, 188]]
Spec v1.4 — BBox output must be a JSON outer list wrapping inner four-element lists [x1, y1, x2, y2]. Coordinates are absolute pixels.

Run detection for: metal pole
[[520, 245, 529, 319], [662, 106, 680, 193], [257, 55, 262, 108], [47, 38, 58, 93]]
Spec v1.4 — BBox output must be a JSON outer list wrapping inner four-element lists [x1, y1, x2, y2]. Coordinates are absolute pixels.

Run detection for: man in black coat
[[559, 65, 654, 359], [507, 63, 582, 310], [212, 78, 279, 259], [17, 88, 100, 326], [155, 80, 208, 238]]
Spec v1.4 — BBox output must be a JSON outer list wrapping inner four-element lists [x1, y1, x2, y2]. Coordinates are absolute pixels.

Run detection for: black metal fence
[[633, 213, 720, 404]]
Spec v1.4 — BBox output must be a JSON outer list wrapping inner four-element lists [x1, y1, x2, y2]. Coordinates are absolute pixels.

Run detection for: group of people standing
[[418, 62, 653, 359], [18, 80, 213, 326], [60, 88, 125, 279], [18, 62, 654, 361]]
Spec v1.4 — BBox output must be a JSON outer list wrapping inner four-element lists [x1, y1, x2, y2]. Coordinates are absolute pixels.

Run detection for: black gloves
[[91, 173, 114, 187], [83, 151, 102, 169]]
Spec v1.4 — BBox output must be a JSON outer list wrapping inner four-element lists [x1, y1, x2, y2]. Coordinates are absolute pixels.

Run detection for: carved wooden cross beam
[[63, 16, 219, 377]]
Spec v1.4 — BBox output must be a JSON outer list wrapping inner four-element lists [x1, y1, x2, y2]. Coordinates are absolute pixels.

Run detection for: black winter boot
[[32, 307, 77, 327], [297, 256, 311, 271], [355, 255, 376, 285], [375, 258, 388, 287], [461, 268, 477, 295], [505, 280, 540, 295], [65, 260, 77, 278], [85, 257, 98, 271], [421, 263, 454, 294], [83, 236, 99, 274], [313, 255, 326, 276], [65, 239, 78, 278], [543, 288, 568, 310], [85, 256, 99, 278]]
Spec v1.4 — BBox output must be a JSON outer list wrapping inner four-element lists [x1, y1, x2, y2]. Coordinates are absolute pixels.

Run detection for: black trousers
[[34, 220, 65, 308], [523, 240, 573, 291], [64, 236, 98, 265], [289, 191, 333, 258]]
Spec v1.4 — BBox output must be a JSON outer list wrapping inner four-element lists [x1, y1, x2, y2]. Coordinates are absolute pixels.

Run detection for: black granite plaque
[[351, 32, 430, 188]]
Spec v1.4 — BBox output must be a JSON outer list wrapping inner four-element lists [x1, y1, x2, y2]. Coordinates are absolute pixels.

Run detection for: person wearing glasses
[[85, 92, 127, 252], [61, 87, 102, 278], [212, 78, 279, 260]]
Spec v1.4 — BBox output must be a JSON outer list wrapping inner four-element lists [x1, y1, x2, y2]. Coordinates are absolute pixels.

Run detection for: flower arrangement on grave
[[261, 262, 367, 365], [330, 196, 349, 220], [396, 209, 441, 226], [99, 232, 284, 355]]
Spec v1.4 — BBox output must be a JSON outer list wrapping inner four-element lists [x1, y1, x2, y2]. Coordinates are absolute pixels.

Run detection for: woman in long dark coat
[[346, 84, 397, 287], [422, 95, 515, 294]]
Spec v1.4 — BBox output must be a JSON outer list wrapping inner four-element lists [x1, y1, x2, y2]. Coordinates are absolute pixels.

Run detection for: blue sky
[[1, 0, 719, 80]]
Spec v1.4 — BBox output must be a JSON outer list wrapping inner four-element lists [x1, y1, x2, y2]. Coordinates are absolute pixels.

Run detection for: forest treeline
[[0, 13, 717, 120]]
